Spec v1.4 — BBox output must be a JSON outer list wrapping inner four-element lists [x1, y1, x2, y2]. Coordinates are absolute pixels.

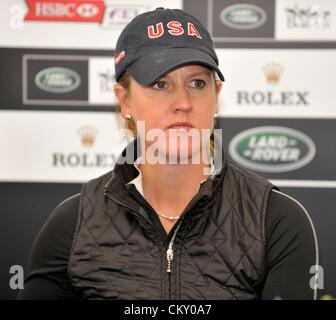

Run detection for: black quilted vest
[[68, 138, 275, 299]]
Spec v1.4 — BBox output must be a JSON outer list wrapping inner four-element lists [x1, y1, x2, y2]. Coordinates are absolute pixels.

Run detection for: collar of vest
[[104, 132, 227, 200]]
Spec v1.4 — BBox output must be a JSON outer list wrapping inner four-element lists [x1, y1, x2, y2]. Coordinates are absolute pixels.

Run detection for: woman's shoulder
[[18, 194, 83, 299], [46, 193, 81, 238], [262, 189, 320, 299], [226, 160, 273, 189], [265, 189, 318, 268], [266, 189, 317, 235], [27, 194, 81, 271]]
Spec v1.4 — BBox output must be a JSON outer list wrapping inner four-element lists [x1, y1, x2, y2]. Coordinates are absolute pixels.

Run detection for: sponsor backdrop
[[0, 0, 335, 299]]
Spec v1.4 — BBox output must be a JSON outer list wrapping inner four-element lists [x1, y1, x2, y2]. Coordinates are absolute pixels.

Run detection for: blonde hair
[[117, 72, 218, 157]]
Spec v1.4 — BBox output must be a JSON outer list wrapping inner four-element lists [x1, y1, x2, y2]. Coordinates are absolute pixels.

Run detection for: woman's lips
[[166, 122, 194, 130]]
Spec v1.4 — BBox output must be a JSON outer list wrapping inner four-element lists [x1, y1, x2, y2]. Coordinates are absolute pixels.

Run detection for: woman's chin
[[162, 143, 202, 164], [143, 138, 206, 164]]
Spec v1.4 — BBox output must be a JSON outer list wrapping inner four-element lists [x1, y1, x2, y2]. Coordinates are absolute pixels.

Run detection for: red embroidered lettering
[[147, 22, 164, 38], [188, 22, 202, 39], [167, 21, 184, 36], [115, 50, 126, 65]]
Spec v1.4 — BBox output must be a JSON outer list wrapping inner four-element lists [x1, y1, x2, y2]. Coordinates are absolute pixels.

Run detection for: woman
[[18, 8, 319, 300]]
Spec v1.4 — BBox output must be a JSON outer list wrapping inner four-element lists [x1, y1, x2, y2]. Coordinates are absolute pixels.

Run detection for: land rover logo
[[229, 126, 316, 172], [220, 4, 267, 30], [35, 67, 81, 93]]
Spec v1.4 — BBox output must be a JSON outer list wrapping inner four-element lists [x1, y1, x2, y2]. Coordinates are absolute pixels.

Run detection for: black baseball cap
[[114, 7, 224, 85]]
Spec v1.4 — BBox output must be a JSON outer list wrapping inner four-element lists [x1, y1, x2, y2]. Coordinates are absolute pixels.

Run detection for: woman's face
[[116, 64, 222, 163]]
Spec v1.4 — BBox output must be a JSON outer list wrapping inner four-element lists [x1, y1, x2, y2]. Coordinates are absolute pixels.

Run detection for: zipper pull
[[166, 221, 182, 274], [166, 248, 173, 273]]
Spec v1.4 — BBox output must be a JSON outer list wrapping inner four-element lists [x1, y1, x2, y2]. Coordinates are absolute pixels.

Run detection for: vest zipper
[[166, 223, 181, 300], [105, 185, 206, 299], [106, 188, 182, 299]]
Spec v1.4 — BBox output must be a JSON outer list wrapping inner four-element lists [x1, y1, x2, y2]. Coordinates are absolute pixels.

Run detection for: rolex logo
[[263, 63, 284, 85], [78, 125, 98, 147]]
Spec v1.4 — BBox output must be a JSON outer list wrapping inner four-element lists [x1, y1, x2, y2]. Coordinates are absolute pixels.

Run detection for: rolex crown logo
[[263, 63, 284, 85], [78, 125, 98, 147]]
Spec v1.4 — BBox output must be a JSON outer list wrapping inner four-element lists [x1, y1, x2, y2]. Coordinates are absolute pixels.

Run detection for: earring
[[125, 114, 132, 120], [214, 113, 218, 118]]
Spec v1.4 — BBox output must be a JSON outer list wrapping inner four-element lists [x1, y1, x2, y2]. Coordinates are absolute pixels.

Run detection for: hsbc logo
[[24, 0, 104, 22], [77, 4, 99, 18]]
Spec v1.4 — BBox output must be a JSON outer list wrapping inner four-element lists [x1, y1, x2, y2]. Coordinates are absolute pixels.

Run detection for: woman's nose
[[172, 87, 193, 112]]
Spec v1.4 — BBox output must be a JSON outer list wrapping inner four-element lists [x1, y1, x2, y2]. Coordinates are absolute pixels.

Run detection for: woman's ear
[[214, 80, 222, 113], [114, 83, 131, 118], [215, 80, 222, 96]]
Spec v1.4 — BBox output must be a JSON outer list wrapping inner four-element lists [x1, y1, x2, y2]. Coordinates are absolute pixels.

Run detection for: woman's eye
[[152, 80, 167, 89], [190, 79, 206, 88]]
